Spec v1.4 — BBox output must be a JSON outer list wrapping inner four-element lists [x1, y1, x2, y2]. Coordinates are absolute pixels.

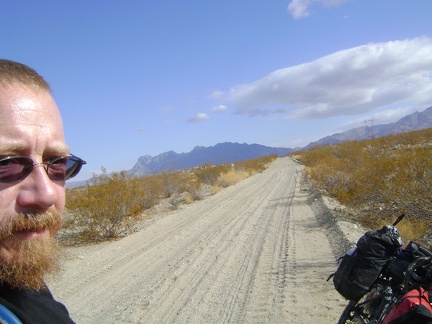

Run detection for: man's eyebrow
[[44, 145, 71, 156], [0, 143, 27, 154], [0, 144, 70, 156]]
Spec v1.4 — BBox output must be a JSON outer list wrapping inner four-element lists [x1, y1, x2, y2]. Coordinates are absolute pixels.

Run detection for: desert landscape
[[50, 157, 366, 323]]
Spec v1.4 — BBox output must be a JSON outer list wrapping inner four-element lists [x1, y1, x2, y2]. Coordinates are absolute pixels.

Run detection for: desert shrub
[[156, 170, 190, 197], [168, 191, 198, 210], [396, 218, 430, 242], [293, 129, 432, 241], [193, 163, 231, 185], [135, 175, 163, 209], [67, 170, 151, 239], [210, 185, 223, 195], [216, 170, 249, 188], [234, 155, 277, 173], [185, 180, 204, 201]]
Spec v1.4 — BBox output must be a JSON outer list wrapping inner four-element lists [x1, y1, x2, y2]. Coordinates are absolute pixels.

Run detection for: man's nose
[[17, 164, 59, 209]]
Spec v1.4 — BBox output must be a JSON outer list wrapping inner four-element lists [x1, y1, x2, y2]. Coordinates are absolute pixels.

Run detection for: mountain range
[[128, 143, 293, 177], [306, 105, 432, 148], [129, 105, 432, 177], [69, 105, 432, 186]]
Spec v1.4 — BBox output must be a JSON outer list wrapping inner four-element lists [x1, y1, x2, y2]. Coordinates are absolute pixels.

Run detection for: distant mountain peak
[[306, 105, 432, 148], [128, 142, 293, 176]]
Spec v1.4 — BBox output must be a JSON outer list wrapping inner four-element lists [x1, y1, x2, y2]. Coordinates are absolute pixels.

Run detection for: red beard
[[0, 210, 63, 290]]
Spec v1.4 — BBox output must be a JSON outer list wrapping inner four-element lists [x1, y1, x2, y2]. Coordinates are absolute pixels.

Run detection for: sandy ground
[[49, 157, 367, 324]]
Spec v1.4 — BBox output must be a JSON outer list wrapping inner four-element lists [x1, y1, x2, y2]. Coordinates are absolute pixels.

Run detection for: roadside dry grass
[[291, 128, 432, 243]]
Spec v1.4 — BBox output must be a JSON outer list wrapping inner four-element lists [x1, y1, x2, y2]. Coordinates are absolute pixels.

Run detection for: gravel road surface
[[50, 157, 365, 323]]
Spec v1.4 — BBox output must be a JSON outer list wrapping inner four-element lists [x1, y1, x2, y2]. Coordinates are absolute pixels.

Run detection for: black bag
[[387, 249, 414, 284], [332, 225, 402, 301], [332, 247, 365, 301]]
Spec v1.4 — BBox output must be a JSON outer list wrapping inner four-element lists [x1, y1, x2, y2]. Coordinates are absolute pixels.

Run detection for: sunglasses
[[0, 155, 86, 183]]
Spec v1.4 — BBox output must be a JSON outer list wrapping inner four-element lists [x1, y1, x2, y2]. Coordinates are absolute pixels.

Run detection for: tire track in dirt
[[50, 157, 347, 323], [138, 162, 299, 323], [238, 170, 297, 323]]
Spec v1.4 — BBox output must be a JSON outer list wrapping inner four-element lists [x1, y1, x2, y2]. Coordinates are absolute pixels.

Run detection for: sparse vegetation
[[193, 163, 232, 186], [234, 154, 277, 174], [65, 169, 151, 241], [64, 130, 432, 246], [291, 128, 432, 242], [215, 170, 249, 188], [64, 155, 278, 244]]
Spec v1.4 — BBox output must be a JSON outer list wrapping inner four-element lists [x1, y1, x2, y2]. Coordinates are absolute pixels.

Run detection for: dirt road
[[50, 157, 363, 323]]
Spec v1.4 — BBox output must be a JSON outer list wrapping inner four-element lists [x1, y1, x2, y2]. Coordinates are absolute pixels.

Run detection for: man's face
[[0, 84, 68, 289]]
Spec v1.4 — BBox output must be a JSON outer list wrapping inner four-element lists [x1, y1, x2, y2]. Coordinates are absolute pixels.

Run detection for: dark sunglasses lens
[[47, 157, 84, 181], [0, 157, 33, 183], [65, 157, 84, 180]]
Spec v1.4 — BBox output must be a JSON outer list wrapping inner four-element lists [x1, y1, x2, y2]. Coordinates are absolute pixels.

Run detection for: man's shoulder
[[0, 284, 74, 324]]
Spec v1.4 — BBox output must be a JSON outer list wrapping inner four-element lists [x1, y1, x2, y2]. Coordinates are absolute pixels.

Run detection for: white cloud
[[222, 37, 432, 120], [288, 0, 311, 19], [212, 105, 228, 112], [187, 112, 210, 123], [210, 90, 224, 99], [287, 0, 347, 19]]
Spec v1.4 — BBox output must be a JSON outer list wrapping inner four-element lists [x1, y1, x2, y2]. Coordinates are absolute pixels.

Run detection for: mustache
[[0, 210, 62, 241]]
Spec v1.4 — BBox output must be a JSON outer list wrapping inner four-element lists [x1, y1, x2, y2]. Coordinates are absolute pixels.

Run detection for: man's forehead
[[0, 84, 67, 156], [0, 84, 62, 120]]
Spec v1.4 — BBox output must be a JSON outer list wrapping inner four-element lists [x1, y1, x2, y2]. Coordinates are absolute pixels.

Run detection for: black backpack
[[331, 225, 403, 301]]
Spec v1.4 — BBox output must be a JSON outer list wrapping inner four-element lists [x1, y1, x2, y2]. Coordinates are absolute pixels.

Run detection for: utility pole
[[363, 118, 376, 139]]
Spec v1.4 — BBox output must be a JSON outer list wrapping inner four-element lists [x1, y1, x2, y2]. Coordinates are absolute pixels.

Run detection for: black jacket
[[0, 284, 74, 324]]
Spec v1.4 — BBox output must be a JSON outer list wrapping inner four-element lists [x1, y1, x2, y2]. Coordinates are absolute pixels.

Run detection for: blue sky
[[1, 0, 431, 181]]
